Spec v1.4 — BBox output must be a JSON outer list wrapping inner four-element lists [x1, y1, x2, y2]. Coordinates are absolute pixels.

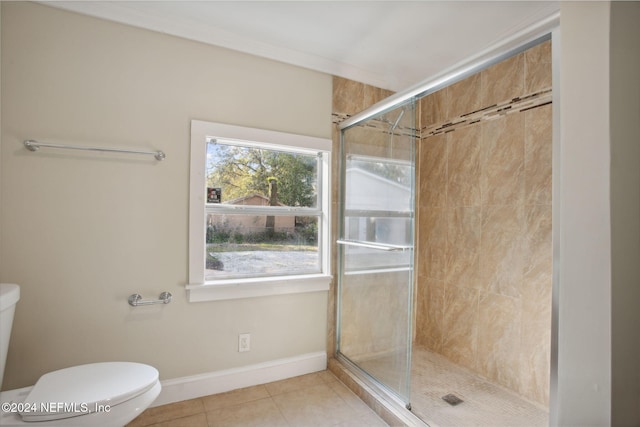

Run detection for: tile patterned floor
[[127, 370, 388, 427]]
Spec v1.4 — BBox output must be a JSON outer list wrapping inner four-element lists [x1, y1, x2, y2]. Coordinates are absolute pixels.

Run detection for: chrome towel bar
[[128, 292, 172, 307], [24, 140, 166, 161]]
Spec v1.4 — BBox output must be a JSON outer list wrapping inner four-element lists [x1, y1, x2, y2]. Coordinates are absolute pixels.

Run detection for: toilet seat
[[19, 362, 159, 422]]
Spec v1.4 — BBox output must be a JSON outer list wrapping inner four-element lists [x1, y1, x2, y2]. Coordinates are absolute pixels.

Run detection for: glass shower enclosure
[[336, 100, 417, 408]]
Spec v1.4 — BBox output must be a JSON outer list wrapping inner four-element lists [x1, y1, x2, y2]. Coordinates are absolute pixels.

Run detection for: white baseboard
[[152, 351, 327, 407]]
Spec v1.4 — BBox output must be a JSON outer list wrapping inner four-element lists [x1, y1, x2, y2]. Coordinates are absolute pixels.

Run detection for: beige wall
[[0, 3, 3, 282], [416, 41, 552, 406], [556, 2, 640, 425], [555, 3, 611, 424], [0, 2, 331, 390], [610, 3, 640, 424]]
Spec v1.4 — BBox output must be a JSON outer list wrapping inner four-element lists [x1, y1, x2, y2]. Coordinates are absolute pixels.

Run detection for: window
[[187, 120, 331, 301]]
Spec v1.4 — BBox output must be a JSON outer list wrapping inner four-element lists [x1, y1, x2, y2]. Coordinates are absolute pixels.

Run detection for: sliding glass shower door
[[337, 100, 416, 407]]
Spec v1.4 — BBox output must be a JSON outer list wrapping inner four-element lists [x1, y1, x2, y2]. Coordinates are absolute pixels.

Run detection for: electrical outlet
[[238, 333, 250, 352]]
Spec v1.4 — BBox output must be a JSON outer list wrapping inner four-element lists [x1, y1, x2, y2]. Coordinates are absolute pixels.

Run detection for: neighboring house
[[207, 193, 296, 234]]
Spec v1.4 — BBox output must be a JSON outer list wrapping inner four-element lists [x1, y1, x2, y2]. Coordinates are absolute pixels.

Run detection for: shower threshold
[[328, 356, 427, 427]]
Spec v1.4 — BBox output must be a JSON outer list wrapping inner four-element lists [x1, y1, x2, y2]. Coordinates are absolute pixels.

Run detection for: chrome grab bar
[[128, 292, 172, 307], [24, 140, 166, 161], [336, 239, 413, 252]]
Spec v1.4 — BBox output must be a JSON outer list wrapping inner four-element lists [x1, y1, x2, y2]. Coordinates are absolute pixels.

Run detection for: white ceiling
[[47, 1, 559, 92]]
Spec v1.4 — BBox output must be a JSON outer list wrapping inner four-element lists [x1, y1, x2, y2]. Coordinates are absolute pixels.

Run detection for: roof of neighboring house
[[223, 193, 287, 207]]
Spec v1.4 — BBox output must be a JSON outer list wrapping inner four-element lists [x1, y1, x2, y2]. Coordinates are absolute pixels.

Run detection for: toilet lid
[[20, 362, 159, 422]]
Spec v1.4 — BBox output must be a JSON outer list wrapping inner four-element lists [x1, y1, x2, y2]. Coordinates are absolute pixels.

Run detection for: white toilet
[[0, 284, 161, 426]]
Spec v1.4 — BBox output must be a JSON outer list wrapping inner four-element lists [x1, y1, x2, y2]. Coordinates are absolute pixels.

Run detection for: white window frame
[[187, 120, 332, 302]]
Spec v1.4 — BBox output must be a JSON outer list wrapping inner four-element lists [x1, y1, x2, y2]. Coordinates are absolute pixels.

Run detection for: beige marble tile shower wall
[[415, 40, 552, 406]]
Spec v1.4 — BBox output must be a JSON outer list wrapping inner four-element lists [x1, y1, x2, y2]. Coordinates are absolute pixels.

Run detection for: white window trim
[[187, 120, 332, 302]]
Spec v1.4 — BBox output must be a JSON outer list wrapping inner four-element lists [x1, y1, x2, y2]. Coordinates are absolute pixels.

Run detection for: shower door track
[[339, 12, 558, 131], [335, 353, 427, 427]]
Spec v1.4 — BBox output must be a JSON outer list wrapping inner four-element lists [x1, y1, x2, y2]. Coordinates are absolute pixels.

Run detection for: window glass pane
[[207, 141, 318, 208], [205, 214, 320, 279]]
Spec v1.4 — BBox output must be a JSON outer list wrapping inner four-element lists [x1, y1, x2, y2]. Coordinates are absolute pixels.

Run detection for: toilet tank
[[0, 283, 20, 389]]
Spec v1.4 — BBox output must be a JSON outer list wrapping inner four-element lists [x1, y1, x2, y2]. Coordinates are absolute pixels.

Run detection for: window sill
[[186, 274, 332, 302]]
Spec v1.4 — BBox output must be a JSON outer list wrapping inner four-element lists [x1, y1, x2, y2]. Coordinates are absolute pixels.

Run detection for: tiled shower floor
[[357, 345, 548, 427]]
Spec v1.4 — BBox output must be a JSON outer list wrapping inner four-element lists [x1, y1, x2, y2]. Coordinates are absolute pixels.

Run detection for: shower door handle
[[336, 239, 413, 252]]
